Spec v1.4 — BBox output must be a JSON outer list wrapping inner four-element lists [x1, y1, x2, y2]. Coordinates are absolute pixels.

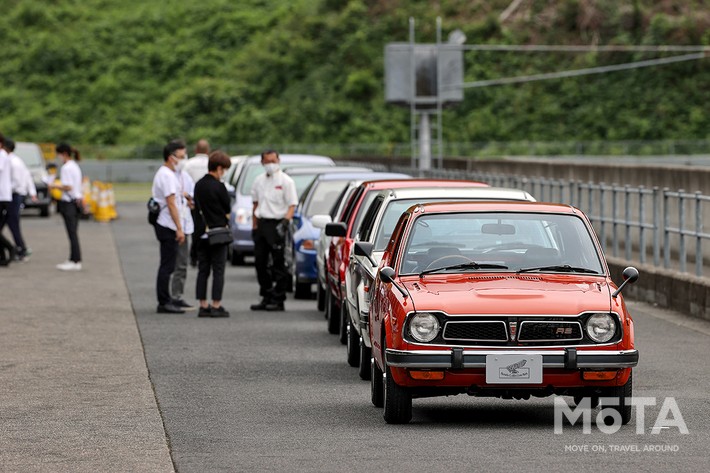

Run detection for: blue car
[[290, 171, 410, 299]]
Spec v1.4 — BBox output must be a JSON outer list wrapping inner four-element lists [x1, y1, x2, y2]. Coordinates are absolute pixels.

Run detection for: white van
[[14, 142, 51, 217]]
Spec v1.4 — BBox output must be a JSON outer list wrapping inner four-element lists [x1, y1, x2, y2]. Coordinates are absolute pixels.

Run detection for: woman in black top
[[193, 151, 232, 317]]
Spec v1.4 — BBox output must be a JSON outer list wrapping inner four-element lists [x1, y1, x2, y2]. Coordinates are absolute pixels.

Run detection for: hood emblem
[[508, 321, 518, 341]]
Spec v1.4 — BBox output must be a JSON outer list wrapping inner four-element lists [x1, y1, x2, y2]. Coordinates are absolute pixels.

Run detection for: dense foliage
[[1, 0, 709, 150]]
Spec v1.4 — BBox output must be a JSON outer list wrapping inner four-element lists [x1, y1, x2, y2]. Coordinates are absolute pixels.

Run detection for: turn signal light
[[582, 371, 618, 380], [409, 370, 445, 380], [301, 239, 316, 250]]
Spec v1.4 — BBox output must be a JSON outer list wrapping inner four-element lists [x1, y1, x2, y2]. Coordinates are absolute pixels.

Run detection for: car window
[[14, 143, 44, 168], [349, 190, 378, 238], [305, 180, 349, 218], [238, 163, 264, 195], [372, 198, 422, 250], [400, 212, 604, 275], [292, 174, 319, 197]]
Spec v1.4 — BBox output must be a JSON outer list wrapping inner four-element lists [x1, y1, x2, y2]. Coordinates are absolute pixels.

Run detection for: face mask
[[174, 157, 186, 172], [263, 163, 280, 175]]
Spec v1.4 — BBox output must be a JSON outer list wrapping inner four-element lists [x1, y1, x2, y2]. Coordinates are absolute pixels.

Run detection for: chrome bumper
[[385, 348, 639, 370]]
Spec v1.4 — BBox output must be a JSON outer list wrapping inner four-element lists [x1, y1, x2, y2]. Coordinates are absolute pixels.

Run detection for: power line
[[461, 44, 710, 52], [453, 52, 706, 89]]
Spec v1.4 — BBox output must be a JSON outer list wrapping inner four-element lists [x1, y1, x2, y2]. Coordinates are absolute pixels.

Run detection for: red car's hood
[[402, 274, 612, 315]]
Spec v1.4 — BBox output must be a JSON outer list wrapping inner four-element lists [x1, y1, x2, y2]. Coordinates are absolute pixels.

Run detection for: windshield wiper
[[516, 264, 599, 274], [419, 262, 508, 277]]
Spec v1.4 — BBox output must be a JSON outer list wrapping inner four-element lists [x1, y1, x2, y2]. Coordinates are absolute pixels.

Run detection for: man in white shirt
[[183, 139, 210, 183], [5, 138, 37, 261], [0, 132, 16, 265], [52, 143, 83, 271], [151, 140, 187, 314], [170, 163, 195, 310], [249, 150, 298, 311]]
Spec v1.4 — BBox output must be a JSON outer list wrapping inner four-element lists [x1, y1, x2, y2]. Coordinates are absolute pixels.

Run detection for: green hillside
[[1, 0, 709, 150]]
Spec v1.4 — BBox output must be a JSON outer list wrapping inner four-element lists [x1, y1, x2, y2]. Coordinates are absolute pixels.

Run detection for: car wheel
[[231, 250, 245, 266], [382, 339, 412, 424], [326, 290, 340, 335], [346, 317, 360, 368], [599, 371, 633, 425], [294, 280, 311, 299], [338, 303, 348, 345], [317, 283, 326, 312], [358, 339, 371, 381], [40, 205, 50, 217], [371, 354, 384, 408]]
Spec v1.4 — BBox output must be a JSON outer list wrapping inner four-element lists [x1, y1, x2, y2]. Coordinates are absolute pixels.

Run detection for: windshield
[[14, 143, 45, 168], [305, 180, 349, 217], [292, 174, 319, 197], [399, 212, 604, 275]]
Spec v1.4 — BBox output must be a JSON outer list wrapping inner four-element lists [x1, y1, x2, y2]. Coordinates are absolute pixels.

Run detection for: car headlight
[[586, 313, 616, 343], [409, 313, 440, 343]]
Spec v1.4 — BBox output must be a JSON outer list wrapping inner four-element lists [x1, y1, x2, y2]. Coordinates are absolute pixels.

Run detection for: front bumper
[[385, 348, 639, 370]]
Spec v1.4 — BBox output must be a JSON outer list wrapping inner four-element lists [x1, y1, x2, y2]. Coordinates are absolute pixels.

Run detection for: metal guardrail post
[[625, 185, 631, 261], [695, 191, 703, 277], [600, 184, 606, 251], [639, 186, 646, 265], [653, 187, 660, 267], [612, 185, 619, 256], [664, 188, 670, 269], [679, 190, 686, 274]]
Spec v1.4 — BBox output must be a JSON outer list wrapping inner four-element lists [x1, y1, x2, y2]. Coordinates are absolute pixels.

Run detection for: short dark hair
[[261, 149, 279, 161], [163, 139, 186, 161], [208, 150, 231, 172], [4, 138, 15, 152]]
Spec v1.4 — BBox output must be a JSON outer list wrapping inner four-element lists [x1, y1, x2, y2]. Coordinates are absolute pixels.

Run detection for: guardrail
[[390, 166, 710, 279]]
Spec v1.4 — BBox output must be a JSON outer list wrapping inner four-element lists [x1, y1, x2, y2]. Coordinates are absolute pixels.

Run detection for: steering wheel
[[424, 254, 475, 271]]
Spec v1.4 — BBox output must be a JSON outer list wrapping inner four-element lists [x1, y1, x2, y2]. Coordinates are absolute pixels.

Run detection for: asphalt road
[[112, 202, 710, 473]]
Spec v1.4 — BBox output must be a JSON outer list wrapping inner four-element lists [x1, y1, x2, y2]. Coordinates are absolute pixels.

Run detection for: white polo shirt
[[10, 153, 37, 197], [183, 154, 209, 183], [251, 169, 298, 219], [152, 165, 183, 231], [176, 169, 195, 235], [59, 159, 83, 202], [0, 149, 11, 202]]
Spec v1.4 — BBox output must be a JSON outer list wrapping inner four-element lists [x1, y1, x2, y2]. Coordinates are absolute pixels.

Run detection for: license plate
[[485, 354, 543, 384]]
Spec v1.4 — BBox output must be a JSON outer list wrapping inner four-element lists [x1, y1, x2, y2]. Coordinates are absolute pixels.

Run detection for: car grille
[[443, 321, 508, 342], [517, 321, 582, 342]]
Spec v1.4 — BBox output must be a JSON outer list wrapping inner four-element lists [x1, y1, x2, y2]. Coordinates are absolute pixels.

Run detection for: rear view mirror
[[325, 222, 347, 237], [612, 266, 639, 298], [311, 214, 332, 229], [481, 223, 516, 235], [354, 241, 376, 267]]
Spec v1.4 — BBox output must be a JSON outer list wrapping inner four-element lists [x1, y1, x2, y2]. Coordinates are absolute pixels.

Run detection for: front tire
[[346, 317, 360, 367], [383, 340, 412, 424], [317, 283, 326, 311], [40, 205, 50, 217], [294, 280, 311, 299], [599, 371, 633, 425], [231, 250, 245, 266], [326, 289, 340, 335], [358, 340, 371, 380], [371, 356, 384, 408]]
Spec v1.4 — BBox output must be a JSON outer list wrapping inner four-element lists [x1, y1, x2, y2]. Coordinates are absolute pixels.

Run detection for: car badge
[[509, 321, 518, 341]]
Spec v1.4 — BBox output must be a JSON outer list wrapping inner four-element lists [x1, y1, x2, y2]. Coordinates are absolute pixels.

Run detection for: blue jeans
[[8, 193, 26, 252]]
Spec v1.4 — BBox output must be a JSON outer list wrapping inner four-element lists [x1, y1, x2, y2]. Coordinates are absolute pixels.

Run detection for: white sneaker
[[56, 261, 82, 271]]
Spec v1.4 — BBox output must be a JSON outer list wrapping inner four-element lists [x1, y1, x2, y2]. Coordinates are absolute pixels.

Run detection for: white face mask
[[263, 163, 280, 175], [174, 157, 186, 172]]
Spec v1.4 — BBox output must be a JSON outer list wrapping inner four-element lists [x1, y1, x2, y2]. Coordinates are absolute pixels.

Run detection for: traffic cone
[[94, 183, 111, 223], [82, 177, 94, 216], [106, 183, 118, 220], [90, 181, 101, 215]]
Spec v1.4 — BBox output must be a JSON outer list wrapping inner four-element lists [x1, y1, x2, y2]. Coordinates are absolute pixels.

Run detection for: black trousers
[[253, 219, 288, 303], [195, 238, 229, 301], [0, 201, 15, 264], [58, 200, 81, 262], [8, 193, 26, 251], [154, 223, 178, 306]]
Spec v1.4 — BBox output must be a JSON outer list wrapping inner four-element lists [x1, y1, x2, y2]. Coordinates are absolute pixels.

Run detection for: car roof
[[285, 166, 372, 175], [381, 186, 536, 202], [414, 200, 579, 214], [360, 178, 488, 191], [316, 171, 410, 181], [244, 154, 334, 165]]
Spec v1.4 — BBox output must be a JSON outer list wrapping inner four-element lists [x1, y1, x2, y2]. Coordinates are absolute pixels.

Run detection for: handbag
[[147, 197, 160, 225], [206, 226, 233, 246]]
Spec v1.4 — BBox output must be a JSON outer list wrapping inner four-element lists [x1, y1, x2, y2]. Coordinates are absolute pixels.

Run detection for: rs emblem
[[509, 322, 517, 341], [556, 327, 573, 335]]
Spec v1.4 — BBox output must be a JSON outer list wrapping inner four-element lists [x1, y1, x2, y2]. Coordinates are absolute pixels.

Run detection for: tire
[[231, 250, 245, 266], [294, 280, 311, 299], [383, 340, 412, 424], [338, 303, 348, 345], [371, 354, 384, 408], [346, 316, 360, 367], [326, 290, 340, 335], [599, 371, 633, 425], [317, 284, 326, 312], [358, 340, 371, 380], [40, 205, 50, 217]]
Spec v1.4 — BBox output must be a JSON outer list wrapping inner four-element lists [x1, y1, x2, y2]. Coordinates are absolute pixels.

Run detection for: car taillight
[[301, 239, 316, 250], [235, 208, 251, 226]]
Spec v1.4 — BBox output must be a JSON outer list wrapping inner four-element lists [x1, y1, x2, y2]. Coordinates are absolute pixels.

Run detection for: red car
[[367, 201, 639, 424], [323, 179, 487, 339]]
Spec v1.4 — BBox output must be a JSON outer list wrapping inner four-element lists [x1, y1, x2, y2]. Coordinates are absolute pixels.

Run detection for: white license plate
[[485, 354, 543, 384]]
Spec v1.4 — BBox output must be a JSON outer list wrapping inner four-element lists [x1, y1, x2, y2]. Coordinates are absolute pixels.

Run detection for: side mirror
[[612, 266, 639, 298], [354, 241, 377, 267], [379, 266, 408, 298], [311, 214, 332, 229], [325, 222, 347, 237]]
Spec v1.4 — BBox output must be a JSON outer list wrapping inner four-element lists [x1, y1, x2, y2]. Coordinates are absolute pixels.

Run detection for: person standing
[[5, 138, 37, 261], [152, 140, 187, 314], [53, 143, 83, 271], [0, 132, 15, 266], [250, 150, 297, 311], [183, 139, 210, 183], [170, 157, 195, 310], [193, 150, 232, 317]]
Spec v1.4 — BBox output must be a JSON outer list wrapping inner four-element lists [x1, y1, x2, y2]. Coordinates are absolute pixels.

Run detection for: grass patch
[[111, 182, 152, 203]]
